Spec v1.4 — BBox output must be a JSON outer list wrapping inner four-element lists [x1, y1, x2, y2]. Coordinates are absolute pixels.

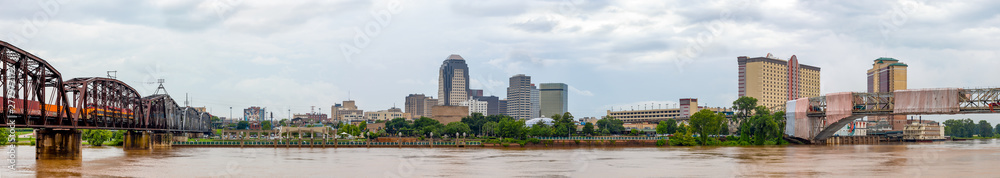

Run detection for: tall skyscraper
[[506, 74, 535, 119], [867, 57, 908, 131], [738, 53, 821, 108], [438, 54, 470, 106], [530, 86, 540, 118], [867, 57, 908, 93], [539, 83, 568, 118], [405, 94, 437, 119]]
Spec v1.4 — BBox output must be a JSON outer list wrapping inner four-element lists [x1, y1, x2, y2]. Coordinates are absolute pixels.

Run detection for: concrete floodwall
[[894, 88, 960, 114]]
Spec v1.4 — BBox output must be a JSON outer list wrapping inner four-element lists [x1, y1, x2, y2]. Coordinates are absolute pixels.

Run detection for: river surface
[[2, 140, 1000, 177]]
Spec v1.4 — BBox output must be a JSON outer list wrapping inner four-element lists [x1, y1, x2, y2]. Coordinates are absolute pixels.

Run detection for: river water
[[3, 140, 1000, 177]]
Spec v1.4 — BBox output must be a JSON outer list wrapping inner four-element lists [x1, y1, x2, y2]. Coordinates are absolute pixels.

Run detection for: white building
[[834, 121, 868, 136], [459, 98, 489, 115], [525, 118, 554, 127]]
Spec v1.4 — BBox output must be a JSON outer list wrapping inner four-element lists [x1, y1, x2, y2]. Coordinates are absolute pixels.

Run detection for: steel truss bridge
[[786, 88, 1000, 141], [0, 40, 210, 133]]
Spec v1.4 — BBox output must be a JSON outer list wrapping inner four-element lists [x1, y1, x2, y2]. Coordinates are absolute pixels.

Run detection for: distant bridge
[[785, 88, 1000, 141]]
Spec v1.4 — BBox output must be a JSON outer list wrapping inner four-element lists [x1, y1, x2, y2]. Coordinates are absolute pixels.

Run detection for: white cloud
[[569, 86, 594, 97]]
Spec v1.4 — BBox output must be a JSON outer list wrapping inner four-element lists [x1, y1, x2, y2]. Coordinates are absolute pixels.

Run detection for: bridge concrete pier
[[124, 131, 151, 150], [151, 132, 173, 148], [35, 129, 81, 159], [172, 132, 189, 142]]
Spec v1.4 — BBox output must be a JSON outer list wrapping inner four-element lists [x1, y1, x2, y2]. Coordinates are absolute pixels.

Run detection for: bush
[[656, 139, 667, 147], [668, 131, 698, 146], [527, 138, 541, 144], [609, 140, 616, 145], [85, 130, 112, 146], [573, 140, 580, 145], [502, 143, 509, 147]]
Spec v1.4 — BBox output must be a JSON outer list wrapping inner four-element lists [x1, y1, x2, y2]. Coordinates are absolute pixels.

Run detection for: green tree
[[211, 116, 221, 122], [732, 96, 759, 129], [0, 128, 9, 145], [995, 124, 1000, 136], [676, 123, 688, 134], [656, 121, 669, 135], [237, 121, 249, 130], [461, 113, 487, 135], [414, 117, 441, 129], [386, 118, 411, 135], [978, 120, 994, 137], [668, 128, 698, 146], [86, 130, 112, 146], [549, 112, 575, 136], [108, 130, 127, 146], [720, 121, 730, 135], [689, 109, 725, 144], [665, 119, 677, 135], [736, 107, 785, 145], [944, 119, 976, 137], [279, 119, 289, 127], [583, 122, 595, 136], [497, 118, 526, 139], [444, 122, 472, 137], [261, 120, 273, 130], [596, 115, 625, 134], [482, 121, 499, 137], [359, 122, 368, 132], [528, 122, 552, 137]]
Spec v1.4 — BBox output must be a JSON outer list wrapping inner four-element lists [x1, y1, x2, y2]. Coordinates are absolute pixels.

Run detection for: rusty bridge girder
[[0, 40, 210, 133], [0, 40, 72, 127], [64, 77, 143, 129]]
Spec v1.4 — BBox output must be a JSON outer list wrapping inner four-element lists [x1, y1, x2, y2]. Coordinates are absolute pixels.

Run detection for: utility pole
[[106, 71, 117, 79]]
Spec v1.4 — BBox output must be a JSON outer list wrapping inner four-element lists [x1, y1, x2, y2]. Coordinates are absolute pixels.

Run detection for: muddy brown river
[[3, 139, 1000, 177]]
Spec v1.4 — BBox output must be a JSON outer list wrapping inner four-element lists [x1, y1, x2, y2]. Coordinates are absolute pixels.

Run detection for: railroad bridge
[[0, 40, 211, 159], [785, 88, 1000, 142]]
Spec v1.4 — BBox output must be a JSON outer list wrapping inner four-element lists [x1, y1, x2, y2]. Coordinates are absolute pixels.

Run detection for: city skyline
[[1, 1, 999, 122]]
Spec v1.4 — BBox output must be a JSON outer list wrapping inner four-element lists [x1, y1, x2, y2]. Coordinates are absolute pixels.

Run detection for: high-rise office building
[[738, 53, 821, 108], [405, 94, 437, 119], [438, 54, 470, 106], [867, 57, 908, 93], [499, 99, 508, 116], [530, 86, 540, 118], [539, 83, 568, 118], [506, 74, 535, 119], [867, 57, 908, 131]]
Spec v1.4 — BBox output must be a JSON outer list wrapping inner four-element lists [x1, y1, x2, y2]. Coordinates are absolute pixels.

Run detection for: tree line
[[943, 119, 998, 138]]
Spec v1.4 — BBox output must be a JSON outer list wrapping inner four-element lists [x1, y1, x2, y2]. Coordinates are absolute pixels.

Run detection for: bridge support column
[[124, 131, 151, 150], [151, 133, 173, 148], [35, 129, 81, 159], [172, 133, 188, 142]]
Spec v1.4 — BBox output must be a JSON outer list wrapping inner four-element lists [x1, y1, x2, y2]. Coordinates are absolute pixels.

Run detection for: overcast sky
[[1, 0, 998, 122]]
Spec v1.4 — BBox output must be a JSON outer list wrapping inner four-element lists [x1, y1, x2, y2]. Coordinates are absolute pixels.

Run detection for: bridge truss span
[[787, 87, 1000, 141]]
